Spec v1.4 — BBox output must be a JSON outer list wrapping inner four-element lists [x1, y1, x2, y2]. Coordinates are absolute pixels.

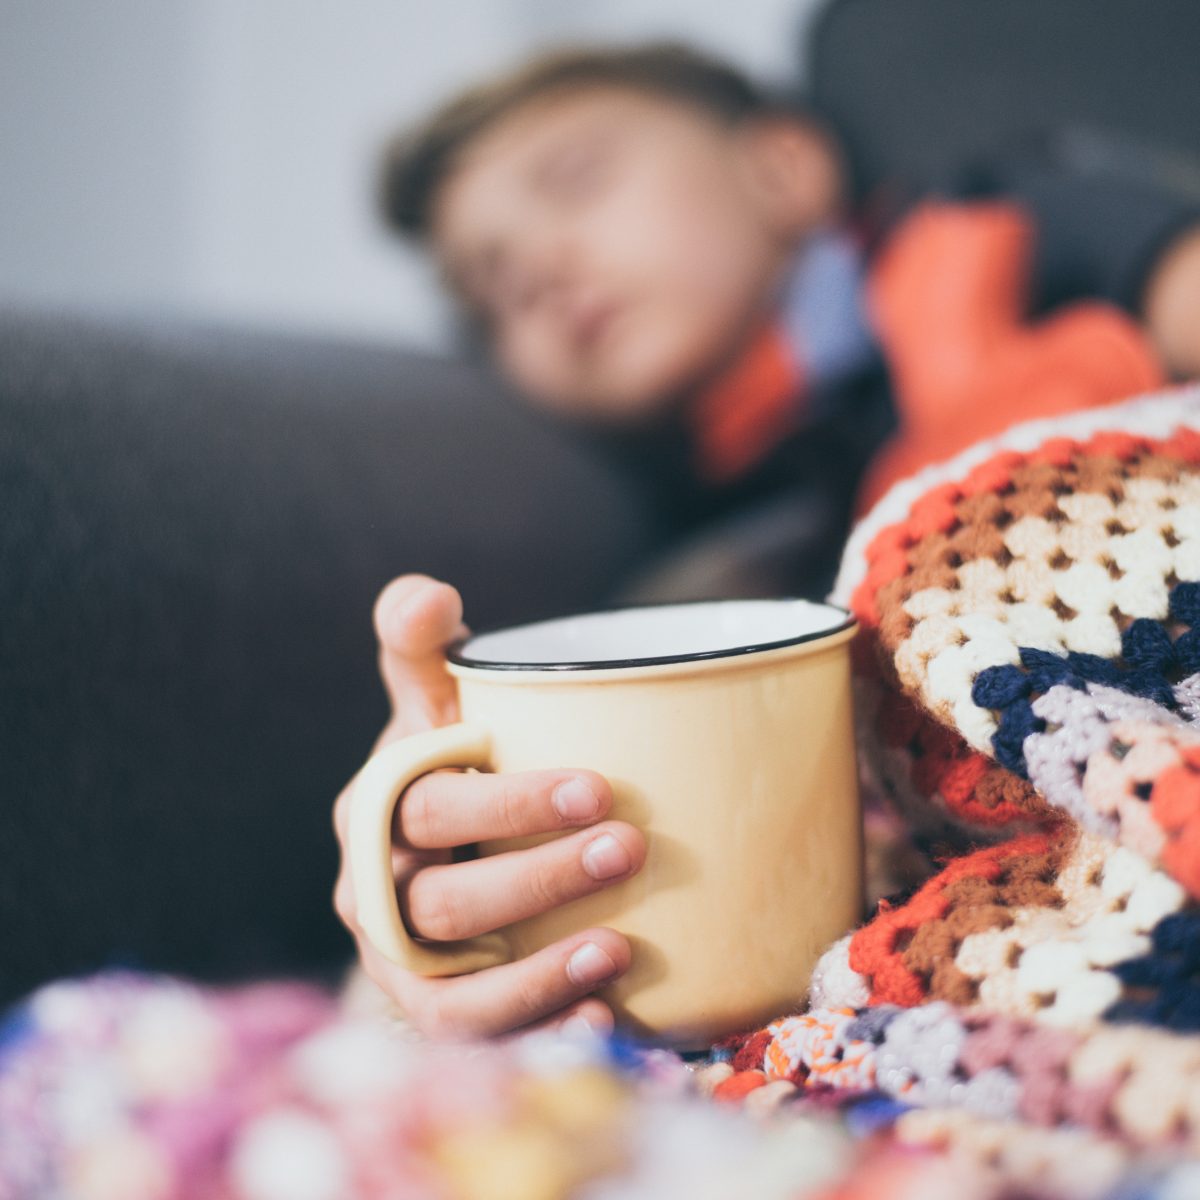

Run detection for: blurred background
[[1, 0, 824, 353]]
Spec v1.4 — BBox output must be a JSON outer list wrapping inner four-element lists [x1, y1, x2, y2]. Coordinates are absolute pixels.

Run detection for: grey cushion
[[0, 309, 658, 1003]]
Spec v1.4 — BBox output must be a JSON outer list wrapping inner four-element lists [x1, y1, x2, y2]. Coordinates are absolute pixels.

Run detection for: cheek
[[600, 174, 775, 330], [610, 222, 774, 393]]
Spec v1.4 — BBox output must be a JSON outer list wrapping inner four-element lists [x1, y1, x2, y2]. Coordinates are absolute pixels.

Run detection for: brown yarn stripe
[[901, 844, 1068, 1005], [875, 450, 1197, 660]]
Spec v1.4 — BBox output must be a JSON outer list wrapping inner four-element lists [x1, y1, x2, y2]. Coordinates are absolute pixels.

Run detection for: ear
[[734, 116, 846, 240]]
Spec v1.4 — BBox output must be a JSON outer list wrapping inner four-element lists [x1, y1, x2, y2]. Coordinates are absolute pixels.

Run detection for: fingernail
[[553, 778, 599, 822], [567, 942, 618, 987], [582, 833, 631, 880]]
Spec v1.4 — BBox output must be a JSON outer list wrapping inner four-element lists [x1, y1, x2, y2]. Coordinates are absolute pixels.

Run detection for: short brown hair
[[380, 42, 776, 239]]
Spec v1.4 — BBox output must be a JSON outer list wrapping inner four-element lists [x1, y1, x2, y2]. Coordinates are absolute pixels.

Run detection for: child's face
[[431, 86, 836, 422]]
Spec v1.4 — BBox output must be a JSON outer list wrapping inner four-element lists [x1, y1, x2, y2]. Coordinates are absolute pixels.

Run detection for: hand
[[333, 575, 646, 1041]]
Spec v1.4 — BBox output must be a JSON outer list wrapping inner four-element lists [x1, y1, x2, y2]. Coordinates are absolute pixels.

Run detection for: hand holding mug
[[332, 575, 646, 1040]]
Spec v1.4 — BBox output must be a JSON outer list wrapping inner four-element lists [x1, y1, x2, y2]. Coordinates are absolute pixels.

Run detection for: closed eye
[[457, 257, 540, 333], [446, 246, 528, 320]]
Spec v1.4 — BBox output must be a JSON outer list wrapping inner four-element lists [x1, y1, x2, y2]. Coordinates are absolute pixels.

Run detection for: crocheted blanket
[[5, 385, 1200, 1199], [701, 384, 1200, 1179]]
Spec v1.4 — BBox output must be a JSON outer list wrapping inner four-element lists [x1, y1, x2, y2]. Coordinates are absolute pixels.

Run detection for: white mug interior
[[451, 598, 852, 670]]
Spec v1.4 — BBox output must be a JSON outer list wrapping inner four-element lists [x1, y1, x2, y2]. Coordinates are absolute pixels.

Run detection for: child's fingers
[[349, 577, 638, 1041], [360, 927, 632, 1041], [399, 821, 645, 944], [508, 997, 616, 1040], [372, 575, 467, 732], [396, 768, 612, 848]]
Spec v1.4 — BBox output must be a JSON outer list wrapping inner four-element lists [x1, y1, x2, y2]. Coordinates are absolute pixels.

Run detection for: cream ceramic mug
[[349, 599, 861, 1047]]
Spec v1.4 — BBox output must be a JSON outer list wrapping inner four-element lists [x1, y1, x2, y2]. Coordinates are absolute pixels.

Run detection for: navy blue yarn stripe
[[1103, 911, 1200, 1033], [970, 582, 1200, 776]]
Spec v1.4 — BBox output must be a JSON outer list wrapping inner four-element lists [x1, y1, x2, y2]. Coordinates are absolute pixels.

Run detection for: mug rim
[[446, 597, 855, 673]]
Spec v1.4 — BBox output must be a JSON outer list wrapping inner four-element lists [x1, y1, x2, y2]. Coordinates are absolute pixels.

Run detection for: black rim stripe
[[446, 599, 855, 673]]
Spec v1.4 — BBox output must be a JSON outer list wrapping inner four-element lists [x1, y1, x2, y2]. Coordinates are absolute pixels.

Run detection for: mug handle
[[348, 721, 512, 976]]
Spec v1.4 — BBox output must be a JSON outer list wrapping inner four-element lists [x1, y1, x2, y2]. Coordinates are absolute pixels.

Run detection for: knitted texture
[[712, 386, 1200, 1188]]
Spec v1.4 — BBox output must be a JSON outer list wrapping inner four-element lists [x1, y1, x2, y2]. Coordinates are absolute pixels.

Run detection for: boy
[[383, 44, 893, 602], [333, 44, 1200, 1041]]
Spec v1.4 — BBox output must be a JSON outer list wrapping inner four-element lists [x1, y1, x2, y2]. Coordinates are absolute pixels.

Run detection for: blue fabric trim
[[779, 229, 880, 403]]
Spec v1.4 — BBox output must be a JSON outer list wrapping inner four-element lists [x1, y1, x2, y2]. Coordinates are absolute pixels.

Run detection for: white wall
[[1, 1, 196, 311], [1, 0, 823, 350]]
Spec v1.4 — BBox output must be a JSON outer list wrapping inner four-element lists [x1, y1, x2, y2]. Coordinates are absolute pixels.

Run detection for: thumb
[[373, 575, 468, 734]]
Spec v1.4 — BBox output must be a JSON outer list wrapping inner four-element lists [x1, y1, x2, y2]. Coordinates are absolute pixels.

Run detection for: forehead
[[458, 83, 710, 164], [430, 85, 728, 241]]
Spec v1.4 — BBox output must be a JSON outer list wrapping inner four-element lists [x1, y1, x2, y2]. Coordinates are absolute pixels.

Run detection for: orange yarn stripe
[[852, 429, 1200, 630], [847, 831, 1059, 1008]]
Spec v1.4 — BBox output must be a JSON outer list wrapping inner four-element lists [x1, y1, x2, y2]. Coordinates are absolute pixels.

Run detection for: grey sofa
[[1, 309, 664, 1005]]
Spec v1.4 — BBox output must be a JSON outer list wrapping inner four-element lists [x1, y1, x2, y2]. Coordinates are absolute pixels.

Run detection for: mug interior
[[449, 599, 853, 671]]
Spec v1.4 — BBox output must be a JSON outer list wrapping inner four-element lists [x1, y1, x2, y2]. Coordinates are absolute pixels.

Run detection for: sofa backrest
[[0, 309, 658, 1002]]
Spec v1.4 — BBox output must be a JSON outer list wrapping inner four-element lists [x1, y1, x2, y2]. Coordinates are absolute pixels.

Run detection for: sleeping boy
[[333, 43, 1200, 1041]]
